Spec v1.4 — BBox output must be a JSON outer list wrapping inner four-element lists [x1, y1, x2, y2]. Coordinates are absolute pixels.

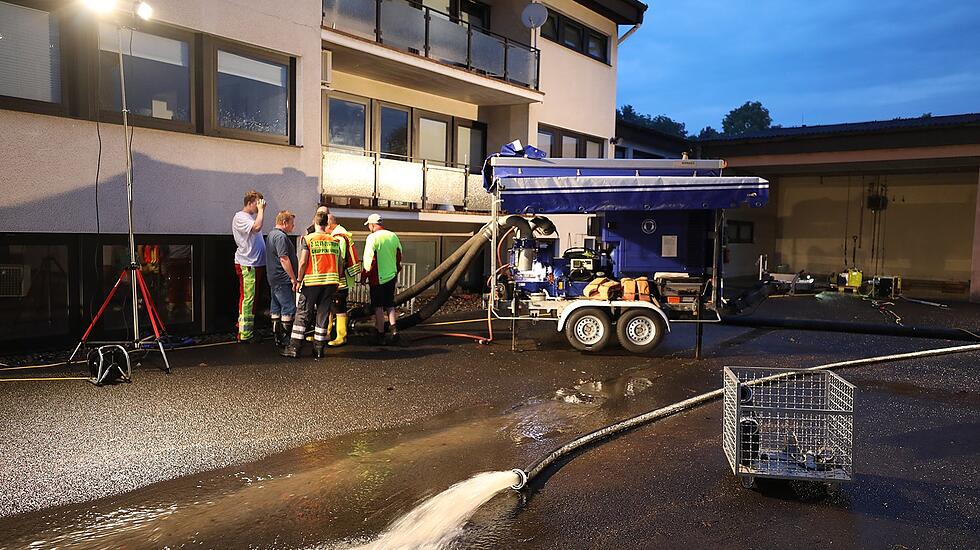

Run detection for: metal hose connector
[[510, 468, 528, 490]]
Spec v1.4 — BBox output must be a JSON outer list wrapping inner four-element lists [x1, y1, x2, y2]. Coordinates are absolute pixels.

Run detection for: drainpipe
[[618, 23, 641, 45]]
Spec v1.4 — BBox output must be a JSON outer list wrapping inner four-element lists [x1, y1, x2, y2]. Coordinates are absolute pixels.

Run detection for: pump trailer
[[484, 154, 769, 353]]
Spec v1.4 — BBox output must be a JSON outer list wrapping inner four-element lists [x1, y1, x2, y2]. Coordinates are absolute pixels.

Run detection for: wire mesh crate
[[723, 367, 855, 488]]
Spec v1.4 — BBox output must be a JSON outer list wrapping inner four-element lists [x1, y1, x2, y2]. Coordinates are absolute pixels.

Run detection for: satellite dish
[[521, 2, 548, 29]]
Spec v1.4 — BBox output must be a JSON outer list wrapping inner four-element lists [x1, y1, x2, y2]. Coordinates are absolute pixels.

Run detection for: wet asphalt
[[1, 293, 979, 549]]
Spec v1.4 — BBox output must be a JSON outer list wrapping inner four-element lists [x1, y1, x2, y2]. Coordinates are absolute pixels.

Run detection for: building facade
[[0, 0, 645, 349]]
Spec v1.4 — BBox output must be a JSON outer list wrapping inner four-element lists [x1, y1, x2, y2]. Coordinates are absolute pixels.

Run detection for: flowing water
[[349, 471, 520, 550]]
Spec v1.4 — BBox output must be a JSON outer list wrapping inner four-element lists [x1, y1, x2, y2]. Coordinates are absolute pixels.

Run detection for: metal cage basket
[[723, 367, 855, 488]]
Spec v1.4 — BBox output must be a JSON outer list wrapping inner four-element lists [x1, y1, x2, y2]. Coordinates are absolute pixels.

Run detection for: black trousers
[[289, 284, 337, 345]]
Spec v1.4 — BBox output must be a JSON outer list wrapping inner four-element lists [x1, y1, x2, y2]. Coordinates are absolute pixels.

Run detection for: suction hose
[[348, 222, 494, 320], [396, 230, 491, 331], [510, 342, 980, 489]]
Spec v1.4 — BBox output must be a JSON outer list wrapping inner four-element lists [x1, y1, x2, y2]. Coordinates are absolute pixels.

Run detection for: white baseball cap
[[364, 213, 383, 226]]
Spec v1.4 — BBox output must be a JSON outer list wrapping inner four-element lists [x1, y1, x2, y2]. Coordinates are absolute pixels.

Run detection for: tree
[[617, 104, 688, 138], [721, 101, 772, 136], [697, 126, 722, 140]]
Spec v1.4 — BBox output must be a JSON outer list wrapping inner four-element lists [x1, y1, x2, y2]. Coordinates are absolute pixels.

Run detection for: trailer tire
[[565, 307, 612, 352], [616, 309, 666, 354]]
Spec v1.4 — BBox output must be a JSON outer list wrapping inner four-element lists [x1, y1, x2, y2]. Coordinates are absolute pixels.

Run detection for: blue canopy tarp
[[486, 157, 769, 214]]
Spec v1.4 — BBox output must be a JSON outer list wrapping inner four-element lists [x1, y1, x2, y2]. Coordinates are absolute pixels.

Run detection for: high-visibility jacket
[[302, 232, 347, 286], [330, 225, 361, 290]]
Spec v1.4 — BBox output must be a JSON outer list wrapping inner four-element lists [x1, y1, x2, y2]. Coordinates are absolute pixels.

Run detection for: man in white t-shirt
[[232, 190, 267, 342]]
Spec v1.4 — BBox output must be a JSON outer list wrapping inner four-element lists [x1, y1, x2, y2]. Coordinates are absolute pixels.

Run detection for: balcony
[[321, 147, 491, 212], [322, 0, 540, 94]]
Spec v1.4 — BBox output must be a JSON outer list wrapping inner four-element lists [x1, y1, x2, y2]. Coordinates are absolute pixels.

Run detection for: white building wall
[[0, 0, 324, 236]]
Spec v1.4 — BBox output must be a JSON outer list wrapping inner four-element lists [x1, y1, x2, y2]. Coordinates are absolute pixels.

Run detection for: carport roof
[[700, 113, 980, 143]]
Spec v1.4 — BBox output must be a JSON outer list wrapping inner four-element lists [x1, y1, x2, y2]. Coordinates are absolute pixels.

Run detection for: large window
[[0, 241, 72, 342], [539, 125, 604, 158], [98, 23, 192, 127], [0, 1, 62, 109], [379, 104, 410, 158], [327, 96, 368, 149], [215, 48, 289, 139], [101, 242, 195, 327], [541, 10, 609, 63], [416, 111, 451, 165], [455, 121, 486, 173], [536, 130, 554, 158]]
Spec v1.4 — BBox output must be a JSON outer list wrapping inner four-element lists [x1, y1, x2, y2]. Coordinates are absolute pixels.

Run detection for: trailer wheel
[[565, 308, 612, 352], [616, 309, 666, 354]]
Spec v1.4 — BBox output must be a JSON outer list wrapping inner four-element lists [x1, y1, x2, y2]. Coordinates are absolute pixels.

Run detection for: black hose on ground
[[515, 342, 980, 488], [720, 316, 980, 342], [396, 233, 490, 331]]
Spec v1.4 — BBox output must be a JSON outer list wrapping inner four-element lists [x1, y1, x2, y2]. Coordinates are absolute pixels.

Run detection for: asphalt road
[[1, 295, 978, 549]]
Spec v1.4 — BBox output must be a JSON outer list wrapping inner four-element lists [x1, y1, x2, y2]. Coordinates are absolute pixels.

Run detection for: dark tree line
[[618, 101, 779, 140]]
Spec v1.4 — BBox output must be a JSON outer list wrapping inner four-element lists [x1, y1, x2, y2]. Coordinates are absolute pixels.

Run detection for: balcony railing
[[321, 147, 491, 211], [322, 0, 540, 90]]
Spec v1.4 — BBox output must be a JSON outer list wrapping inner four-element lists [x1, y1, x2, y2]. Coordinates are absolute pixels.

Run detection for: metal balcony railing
[[321, 147, 491, 211], [322, 0, 540, 90]]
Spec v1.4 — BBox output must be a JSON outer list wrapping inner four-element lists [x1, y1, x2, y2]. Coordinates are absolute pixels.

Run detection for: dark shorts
[[332, 288, 349, 314], [370, 279, 397, 309]]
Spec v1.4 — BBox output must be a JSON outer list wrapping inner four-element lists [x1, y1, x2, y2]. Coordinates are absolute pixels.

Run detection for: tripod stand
[[68, 19, 172, 383], [69, 263, 172, 382]]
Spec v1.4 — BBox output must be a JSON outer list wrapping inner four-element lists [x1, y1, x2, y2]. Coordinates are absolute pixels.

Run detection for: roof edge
[[573, 0, 647, 25]]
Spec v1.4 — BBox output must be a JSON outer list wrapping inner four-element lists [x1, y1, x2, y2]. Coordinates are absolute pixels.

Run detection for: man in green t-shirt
[[362, 213, 402, 344]]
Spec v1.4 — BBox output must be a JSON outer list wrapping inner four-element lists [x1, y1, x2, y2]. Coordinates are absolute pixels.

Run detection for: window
[[727, 221, 754, 244], [540, 9, 609, 64], [0, 1, 62, 109], [541, 13, 558, 41], [379, 104, 410, 158], [540, 125, 604, 158], [101, 242, 195, 327], [536, 130, 554, 158], [561, 20, 583, 50], [455, 121, 486, 173], [586, 32, 608, 63], [0, 241, 72, 341], [458, 0, 490, 29], [561, 134, 579, 158], [585, 139, 603, 159], [98, 23, 192, 127], [215, 48, 289, 139], [416, 111, 451, 165], [614, 146, 627, 159], [327, 96, 368, 149]]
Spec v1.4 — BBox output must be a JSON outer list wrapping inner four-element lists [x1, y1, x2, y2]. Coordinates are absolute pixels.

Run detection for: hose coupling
[[510, 468, 529, 490]]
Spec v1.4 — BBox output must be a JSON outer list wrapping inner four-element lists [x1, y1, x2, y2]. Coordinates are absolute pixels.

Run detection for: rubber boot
[[313, 342, 326, 359], [328, 315, 348, 347], [272, 320, 284, 348], [280, 322, 292, 348], [280, 338, 303, 358]]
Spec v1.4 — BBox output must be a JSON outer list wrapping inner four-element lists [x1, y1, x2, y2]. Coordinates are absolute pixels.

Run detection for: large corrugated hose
[[513, 342, 980, 488], [348, 222, 494, 320], [396, 230, 492, 331]]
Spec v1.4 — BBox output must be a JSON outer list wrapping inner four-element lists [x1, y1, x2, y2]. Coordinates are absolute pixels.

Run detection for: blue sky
[[616, 0, 980, 133]]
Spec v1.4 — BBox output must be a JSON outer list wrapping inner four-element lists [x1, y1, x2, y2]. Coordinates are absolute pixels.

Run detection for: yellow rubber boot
[[328, 314, 348, 347]]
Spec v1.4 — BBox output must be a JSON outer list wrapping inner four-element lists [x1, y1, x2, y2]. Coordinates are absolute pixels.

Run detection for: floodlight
[[136, 2, 153, 20]]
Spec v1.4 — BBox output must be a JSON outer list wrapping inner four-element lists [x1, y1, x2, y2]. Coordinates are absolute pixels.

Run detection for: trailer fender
[[557, 301, 671, 333]]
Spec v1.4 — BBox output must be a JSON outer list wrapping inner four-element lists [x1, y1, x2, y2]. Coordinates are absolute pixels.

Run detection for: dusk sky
[[616, 0, 980, 133]]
